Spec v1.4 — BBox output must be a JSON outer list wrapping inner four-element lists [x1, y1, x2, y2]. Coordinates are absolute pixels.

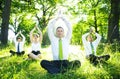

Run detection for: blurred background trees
[[0, 0, 119, 46]]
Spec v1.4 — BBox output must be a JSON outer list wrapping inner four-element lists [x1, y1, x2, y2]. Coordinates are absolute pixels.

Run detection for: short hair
[[56, 26, 64, 31], [17, 36, 22, 40]]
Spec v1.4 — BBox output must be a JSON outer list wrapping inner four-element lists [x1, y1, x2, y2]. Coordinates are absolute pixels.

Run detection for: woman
[[28, 26, 42, 60]]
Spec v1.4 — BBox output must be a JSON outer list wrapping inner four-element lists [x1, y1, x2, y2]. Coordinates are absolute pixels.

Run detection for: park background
[[0, 0, 120, 79]]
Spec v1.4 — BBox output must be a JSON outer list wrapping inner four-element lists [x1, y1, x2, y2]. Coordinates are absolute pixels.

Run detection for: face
[[56, 27, 64, 38], [17, 38, 22, 42], [87, 35, 93, 42], [33, 34, 38, 41]]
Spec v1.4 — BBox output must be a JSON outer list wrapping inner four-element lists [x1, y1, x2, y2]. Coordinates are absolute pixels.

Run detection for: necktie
[[90, 42, 94, 55], [17, 43, 20, 53], [59, 39, 63, 60]]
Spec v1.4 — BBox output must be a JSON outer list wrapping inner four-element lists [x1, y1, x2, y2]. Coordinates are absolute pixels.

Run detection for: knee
[[40, 60, 48, 67], [70, 60, 81, 69], [74, 60, 81, 67], [10, 50, 13, 53], [40, 60, 45, 66], [22, 51, 25, 54]]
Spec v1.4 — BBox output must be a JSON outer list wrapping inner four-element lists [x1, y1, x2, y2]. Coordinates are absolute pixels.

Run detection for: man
[[10, 31, 25, 56], [82, 27, 110, 65], [40, 16, 81, 74]]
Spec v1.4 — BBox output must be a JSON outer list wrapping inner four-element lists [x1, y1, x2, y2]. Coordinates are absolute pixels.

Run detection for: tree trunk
[[1, 0, 11, 45], [93, 10, 98, 32], [107, 0, 120, 43]]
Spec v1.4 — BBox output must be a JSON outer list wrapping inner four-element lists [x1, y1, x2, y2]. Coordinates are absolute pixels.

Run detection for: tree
[[65, 0, 110, 44], [1, 0, 11, 45], [9, 0, 59, 45], [34, 0, 57, 45], [0, 1, 4, 42], [107, 0, 120, 43]]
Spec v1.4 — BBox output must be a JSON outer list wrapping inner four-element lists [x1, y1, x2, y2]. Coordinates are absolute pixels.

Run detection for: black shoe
[[92, 60, 99, 66], [98, 54, 110, 61], [89, 54, 97, 63], [10, 50, 15, 56]]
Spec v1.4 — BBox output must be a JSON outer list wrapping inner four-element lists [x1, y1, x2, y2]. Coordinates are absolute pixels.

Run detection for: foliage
[[0, 0, 120, 45], [64, 0, 111, 44], [18, 15, 35, 43], [8, 0, 62, 45], [0, 44, 120, 79], [72, 20, 88, 45]]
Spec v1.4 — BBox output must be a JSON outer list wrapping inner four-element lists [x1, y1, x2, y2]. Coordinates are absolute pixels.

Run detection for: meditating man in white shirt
[[40, 16, 81, 74], [10, 31, 25, 56], [82, 27, 110, 65], [27, 26, 42, 60]]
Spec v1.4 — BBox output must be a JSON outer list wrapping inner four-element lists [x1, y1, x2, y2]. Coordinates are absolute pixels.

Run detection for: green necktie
[[90, 42, 94, 55], [59, 39, 63, 60]]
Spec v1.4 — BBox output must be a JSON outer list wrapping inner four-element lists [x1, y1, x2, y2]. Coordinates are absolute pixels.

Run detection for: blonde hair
[[33, 33, 39, 38]]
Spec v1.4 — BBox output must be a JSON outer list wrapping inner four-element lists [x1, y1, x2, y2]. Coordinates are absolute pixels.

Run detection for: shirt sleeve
[[82, 33, 89, 45], [14, 33, 19, 44], [82, 33, 90, 56], [21, 33, 25, 43], [94, 33, 102, 46], [61, 17, 72, 40], [47, 18, 57, 41]]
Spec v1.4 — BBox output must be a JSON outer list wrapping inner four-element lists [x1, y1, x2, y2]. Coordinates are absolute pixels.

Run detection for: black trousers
[[40, 60, 81, 74], [87, 54, 110, 65], [10, 50, 25, 56], [31, 51, 41, 55]]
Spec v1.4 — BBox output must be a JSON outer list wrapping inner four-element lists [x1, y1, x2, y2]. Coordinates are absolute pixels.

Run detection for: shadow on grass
[[102, 62, 120, 79], [30, 70, 87, 79], [30, 67, 87, 79]]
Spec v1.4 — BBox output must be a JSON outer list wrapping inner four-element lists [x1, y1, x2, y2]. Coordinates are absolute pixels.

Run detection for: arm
[[61, 17, 72, 40], [14, 32, 20, 43], [30, 27, 36, 42], [48, 18, 58, 41], [36, 26, 43, 43], [20, 32, 25, 43], [82, 33, 89, 45], [82, 33, 90, 56], [94, 33, 102, 45]]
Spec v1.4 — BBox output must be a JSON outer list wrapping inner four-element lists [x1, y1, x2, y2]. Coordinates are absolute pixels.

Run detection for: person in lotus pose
[[82, 27, 110, 65], [10, 31, 25, 56], [28, 26, 42, 60], [40, 14, 81, 74]]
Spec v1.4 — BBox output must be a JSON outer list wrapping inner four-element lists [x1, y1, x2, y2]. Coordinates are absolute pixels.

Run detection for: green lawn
[[0, 44, 120, 79]]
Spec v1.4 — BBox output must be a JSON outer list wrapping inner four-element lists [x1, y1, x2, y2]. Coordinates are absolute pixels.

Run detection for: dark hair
[[56, 26, 64, 31], [17, 36, 22, 40]]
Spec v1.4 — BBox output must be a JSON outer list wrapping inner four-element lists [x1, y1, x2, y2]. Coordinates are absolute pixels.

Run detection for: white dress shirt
[[14, 34, 25, 52], [82, 33, 101, 57], [48, 17, 72, 60]]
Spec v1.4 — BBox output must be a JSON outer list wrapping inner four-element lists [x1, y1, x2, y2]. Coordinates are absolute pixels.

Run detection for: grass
[[0, 44, 120, 79]]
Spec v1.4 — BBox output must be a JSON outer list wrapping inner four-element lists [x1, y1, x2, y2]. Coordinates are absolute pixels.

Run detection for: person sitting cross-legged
[[10, 31, 25, 56], [82, 27, 110, 65], [27, 26, 42, 60], [40, 15, 81, 74]]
